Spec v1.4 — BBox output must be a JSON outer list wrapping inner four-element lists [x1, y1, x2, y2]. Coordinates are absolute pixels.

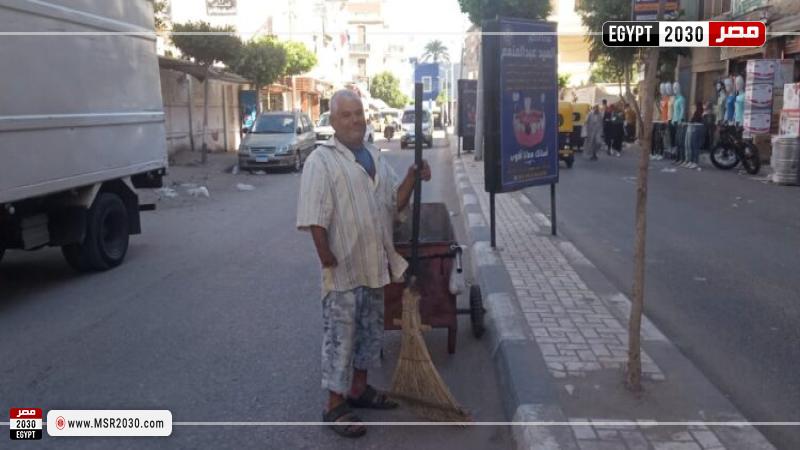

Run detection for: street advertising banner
[[632, 0, 679, 21], [457, 79, 478, 137], [207, 0, 237, 16], [482, 18, 559, 193], [732, 0, 768, 18]]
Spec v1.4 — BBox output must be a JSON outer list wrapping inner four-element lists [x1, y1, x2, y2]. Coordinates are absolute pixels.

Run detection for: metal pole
[[222, 86, 228, 151], [550, 183, 557, 236], [490, 191, 496, 248], [186, 74, 195, 152], [411, 83, 424, 275]]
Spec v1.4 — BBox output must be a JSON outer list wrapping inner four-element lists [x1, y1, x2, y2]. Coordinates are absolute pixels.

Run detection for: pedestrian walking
[[624, 102, 636, 142], [296, 89, 431, 439], [604, 104, 623, 156], [602, 102, 613, 153], [583, 104, 604, 160]]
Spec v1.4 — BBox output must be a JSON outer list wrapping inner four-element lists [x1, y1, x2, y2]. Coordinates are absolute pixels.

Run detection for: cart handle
[[450, 244, 463, 274]]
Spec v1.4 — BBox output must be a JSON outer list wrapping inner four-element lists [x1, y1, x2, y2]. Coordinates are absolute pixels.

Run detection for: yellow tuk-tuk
[[558, 102, 575, 168], [571, 103, 590, 151]]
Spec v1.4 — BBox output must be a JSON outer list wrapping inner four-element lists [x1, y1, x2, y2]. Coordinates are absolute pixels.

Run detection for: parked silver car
[[239, 111, 316, 172], [314, 111, 374, 148]]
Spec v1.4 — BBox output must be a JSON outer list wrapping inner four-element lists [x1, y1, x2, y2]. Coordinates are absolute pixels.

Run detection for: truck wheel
[[62, 192, 129, 272]]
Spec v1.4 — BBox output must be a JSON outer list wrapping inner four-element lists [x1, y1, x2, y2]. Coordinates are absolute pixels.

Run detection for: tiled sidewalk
[[461, 161, 665, 382], [452, 149, 774, 450]]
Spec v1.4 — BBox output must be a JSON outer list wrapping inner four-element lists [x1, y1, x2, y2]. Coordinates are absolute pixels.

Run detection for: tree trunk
[[626, 1, 664, 393], [255, 84, 262, 114], [201, 66, 210, 164]]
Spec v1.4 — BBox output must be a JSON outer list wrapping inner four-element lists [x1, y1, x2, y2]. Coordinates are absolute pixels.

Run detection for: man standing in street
[[583, 104, 604, 161], [296, 89, 431, 438]]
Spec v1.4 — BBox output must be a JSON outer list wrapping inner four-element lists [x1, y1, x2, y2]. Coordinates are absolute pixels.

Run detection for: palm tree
[[421, 40, 449, 63]]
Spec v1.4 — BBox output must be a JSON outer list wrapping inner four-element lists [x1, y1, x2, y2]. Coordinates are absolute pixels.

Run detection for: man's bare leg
[[349, 369, 368, 398]]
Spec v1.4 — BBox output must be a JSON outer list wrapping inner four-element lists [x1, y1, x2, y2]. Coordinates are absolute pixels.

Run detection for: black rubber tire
[[741, 142, 761, 175], [710, 144, 738, 170], [426, 139, 433, 148], [470, 284, 485, 339], [62, 192, 129, 272], [0, 248, 4, 264], [400, 142, 407, 149], [566, 156, 575, 168]]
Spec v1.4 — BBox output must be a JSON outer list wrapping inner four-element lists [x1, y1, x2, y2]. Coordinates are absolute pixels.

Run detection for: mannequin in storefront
[[734, 75, 745, 126], [672, 81, 687, 164], [715, 81, 727, 124], [660, 82, 670, 122], [651, 83, 668, 160], [724, 77, 736, 124], [664, 82, 675, 158]]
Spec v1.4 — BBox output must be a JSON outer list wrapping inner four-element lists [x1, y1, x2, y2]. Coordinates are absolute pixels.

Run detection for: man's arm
[[310, 226, 337, 268], [396, 160, 432, 212]]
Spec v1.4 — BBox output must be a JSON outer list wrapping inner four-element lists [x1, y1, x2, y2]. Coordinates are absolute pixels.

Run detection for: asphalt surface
[[0, 131, 511, 449], [524, 146, 800, 449]]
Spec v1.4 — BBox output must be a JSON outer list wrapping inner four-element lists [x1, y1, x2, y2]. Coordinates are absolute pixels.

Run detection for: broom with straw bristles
[[389, 83, 470, 422]]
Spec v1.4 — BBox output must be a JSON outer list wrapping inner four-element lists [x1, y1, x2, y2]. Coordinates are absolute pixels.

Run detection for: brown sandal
[[347, 385, 399, 409], [323, 403, 366, 438]]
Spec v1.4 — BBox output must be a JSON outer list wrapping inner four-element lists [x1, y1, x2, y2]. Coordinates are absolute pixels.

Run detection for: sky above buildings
[[383, 0, 472, 63]]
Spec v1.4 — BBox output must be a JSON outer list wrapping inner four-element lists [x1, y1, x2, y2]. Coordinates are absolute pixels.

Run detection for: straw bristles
[[390, 284, 470, 422]]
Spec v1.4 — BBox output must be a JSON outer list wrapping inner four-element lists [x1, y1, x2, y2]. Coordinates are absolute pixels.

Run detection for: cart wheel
[[470, 285, 485, 338]]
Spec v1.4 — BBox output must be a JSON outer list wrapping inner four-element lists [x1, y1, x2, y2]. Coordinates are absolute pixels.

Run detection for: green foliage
[[422, 40, 450, 63], [231, 38, 287, 88], [576, 0, 637, 84], [558, 73, 571, 89], [150, 0, 170, 32], [171, 21, 241, 67], [457, 0, 551, 25], [589, 56, 626, 84], [436, 90, 448, 105], [369, 72, 409, 109], [281, 41, 318, 76]]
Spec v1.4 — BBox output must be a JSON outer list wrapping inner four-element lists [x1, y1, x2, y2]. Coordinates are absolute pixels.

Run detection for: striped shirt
[[297, 137, 409, 297]]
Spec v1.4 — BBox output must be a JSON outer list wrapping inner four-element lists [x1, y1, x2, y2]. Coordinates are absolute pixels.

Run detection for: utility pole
[[288, 0, 297, 110]]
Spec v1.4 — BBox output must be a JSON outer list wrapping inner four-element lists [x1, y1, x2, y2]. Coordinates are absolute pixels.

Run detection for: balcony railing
[[350, 43, 371, 54]]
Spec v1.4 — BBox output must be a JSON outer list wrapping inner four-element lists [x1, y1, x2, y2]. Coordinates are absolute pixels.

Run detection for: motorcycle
[[710, 124, 761, 175], [383, 123, 395, 141]]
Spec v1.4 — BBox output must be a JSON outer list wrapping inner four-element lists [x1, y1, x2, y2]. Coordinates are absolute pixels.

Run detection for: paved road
[[0, 131, 510, 449], [524, 147, 800, 449]]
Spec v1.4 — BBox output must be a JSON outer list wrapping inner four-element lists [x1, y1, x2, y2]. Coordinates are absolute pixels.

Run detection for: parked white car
[[314, 111, 374, 146]]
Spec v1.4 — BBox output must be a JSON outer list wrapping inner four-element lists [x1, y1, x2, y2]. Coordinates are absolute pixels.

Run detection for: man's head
[[601, 99, 607, 107], [330, 89, 366, 149]]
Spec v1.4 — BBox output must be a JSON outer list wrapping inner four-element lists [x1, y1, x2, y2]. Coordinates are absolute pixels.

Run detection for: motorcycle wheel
[[741, 142, 761, 175], [710, 144, 739, 170]]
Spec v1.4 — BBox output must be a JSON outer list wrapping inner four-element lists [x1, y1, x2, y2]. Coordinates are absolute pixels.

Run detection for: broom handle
[[410, 82, 424, 278]]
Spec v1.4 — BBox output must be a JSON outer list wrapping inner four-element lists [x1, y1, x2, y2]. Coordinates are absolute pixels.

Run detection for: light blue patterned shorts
[[321, 286, 384, 394]]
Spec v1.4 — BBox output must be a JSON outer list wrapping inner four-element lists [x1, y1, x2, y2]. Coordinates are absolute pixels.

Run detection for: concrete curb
[[448, 141, 775, 450], [450, 151, 578, 450]]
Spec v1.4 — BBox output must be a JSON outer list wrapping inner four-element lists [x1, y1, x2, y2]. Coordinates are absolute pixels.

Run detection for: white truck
[[0, 0, 167, 271]]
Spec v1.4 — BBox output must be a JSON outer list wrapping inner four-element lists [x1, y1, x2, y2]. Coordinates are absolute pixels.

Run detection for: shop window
[[422, 76, 432, 93]]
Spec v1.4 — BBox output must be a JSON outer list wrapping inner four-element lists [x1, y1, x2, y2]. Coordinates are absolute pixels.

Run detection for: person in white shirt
[[297, 89, 431, 438]]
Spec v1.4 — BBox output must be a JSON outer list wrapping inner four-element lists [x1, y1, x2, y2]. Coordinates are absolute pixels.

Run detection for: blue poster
[[239, 90, 258, 129], [497, 19, 559, 191], [457, 79, 477, 137]]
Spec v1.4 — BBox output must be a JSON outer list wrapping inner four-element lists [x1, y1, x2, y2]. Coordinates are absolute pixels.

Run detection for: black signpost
[[482, 17, 559, 246], [457, 79, 478, 158]]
